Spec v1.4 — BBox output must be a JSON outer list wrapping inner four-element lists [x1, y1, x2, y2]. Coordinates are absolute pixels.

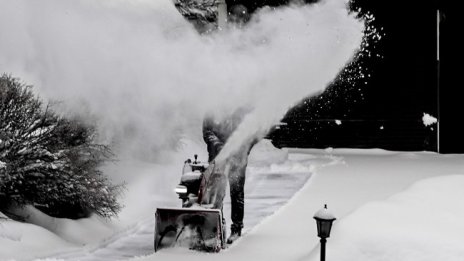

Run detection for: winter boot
[[226, 227, 242, 244]]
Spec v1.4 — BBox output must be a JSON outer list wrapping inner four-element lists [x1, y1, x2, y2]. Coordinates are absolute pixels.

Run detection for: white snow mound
[[322, 175, 464, 261]]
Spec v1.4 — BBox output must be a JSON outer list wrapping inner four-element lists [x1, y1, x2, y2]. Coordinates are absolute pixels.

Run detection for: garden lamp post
[[314, 204, 336, 261]]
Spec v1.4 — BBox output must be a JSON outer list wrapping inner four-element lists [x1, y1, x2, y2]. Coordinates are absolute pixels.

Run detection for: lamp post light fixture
[[314, 204, 336, 261]]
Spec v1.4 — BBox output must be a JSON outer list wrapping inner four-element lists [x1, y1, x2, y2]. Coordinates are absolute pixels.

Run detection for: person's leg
[[229, 162, 246, 231], [226, 151, 248, 243], [225, 136, 260, 243]]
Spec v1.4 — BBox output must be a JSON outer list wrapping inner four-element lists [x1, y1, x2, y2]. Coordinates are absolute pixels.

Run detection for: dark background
[[243, 0, 463, 153]]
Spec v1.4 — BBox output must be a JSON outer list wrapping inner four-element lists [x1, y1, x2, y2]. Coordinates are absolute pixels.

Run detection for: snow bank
[[316, 175, 464, 261], [0, 218, 73, 261], [10, 205, 117, 245]]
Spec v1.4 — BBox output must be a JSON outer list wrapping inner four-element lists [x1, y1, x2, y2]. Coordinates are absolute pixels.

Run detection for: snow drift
[[316, 175, 464, 261]]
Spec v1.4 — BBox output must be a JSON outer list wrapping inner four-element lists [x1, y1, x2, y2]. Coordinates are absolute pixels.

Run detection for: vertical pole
[[436, 8, 441, 153], [320, 238, 327, 261]]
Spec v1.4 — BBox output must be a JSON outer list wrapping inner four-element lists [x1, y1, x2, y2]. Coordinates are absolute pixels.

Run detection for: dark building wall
[[270, 0, 461, 153]]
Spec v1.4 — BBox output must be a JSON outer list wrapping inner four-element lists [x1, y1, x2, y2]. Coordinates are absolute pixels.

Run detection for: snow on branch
[[0, 74, 122, 219]]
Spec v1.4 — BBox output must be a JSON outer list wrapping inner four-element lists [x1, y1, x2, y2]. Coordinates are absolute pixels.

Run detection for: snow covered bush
[[0, 75, 122, 219]]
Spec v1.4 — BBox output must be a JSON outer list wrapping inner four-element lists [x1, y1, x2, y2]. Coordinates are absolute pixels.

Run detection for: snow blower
[[154, 155, 227, 252]]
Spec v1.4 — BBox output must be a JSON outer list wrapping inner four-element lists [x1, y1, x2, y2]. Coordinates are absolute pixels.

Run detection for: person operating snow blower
[[202, 108, 260, 244], [154, 108, 263, 252]]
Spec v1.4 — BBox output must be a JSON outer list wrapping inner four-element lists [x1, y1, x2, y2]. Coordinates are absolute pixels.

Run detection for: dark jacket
[[202, 108, 249, 162]]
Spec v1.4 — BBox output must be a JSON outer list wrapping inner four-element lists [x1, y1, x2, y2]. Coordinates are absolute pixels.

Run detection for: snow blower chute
[[154, 155, 227, 252]]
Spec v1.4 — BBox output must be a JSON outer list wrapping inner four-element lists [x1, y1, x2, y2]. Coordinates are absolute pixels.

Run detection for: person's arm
[[203, 117, 224, 162]]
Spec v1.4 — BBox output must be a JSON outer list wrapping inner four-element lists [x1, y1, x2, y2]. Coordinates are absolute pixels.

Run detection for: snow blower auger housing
[[154, 155, 226, 252]]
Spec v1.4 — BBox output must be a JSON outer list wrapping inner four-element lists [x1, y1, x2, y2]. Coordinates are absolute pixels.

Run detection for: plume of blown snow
[[0, 0, 364, 161]]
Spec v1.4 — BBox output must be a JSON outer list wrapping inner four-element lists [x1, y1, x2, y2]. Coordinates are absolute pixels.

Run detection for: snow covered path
[[45, 152, 313, 260]]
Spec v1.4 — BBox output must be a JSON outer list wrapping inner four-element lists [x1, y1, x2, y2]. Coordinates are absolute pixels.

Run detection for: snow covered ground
[[2, 141, 464, 261], [1, 1, 462, 260]]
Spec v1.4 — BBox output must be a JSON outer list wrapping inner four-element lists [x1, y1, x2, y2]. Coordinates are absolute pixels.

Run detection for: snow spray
[[0, 0, 364, 161]]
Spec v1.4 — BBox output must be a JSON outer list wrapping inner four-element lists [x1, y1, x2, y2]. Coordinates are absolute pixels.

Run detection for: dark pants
[[227, 153, 247, 231], [223, 140, 258, 232]]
